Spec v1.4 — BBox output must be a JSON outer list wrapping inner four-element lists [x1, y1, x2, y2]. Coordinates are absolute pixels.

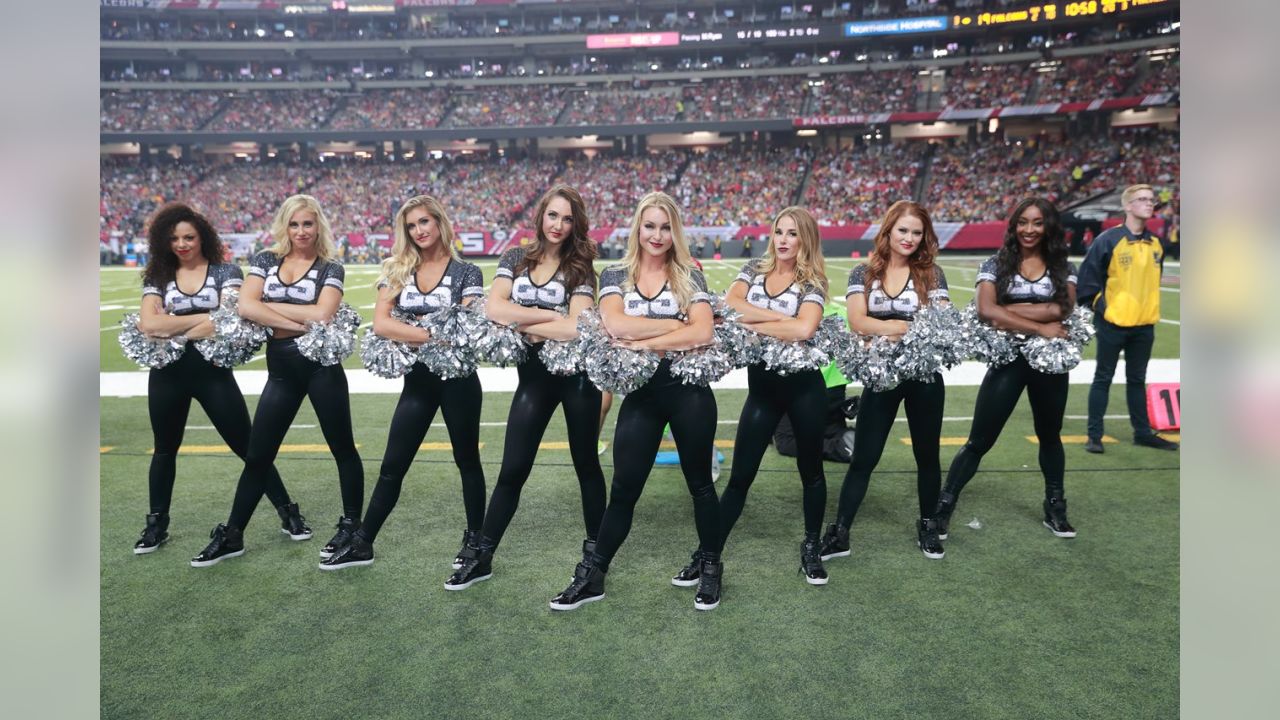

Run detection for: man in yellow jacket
[[1077, 184, 1179, 453]]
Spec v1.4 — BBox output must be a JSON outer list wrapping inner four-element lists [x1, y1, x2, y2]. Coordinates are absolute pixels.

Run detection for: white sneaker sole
[[190, 549, 245, 567], [281, 528, 313, 541], [670, 576, 700, 588], [1043, 522, 1077, 538], [133, 543, 162, 555], [804, 575, 830, 586], [318, 559, 373, 571], [549, 593, 604, 611], [443, 572, 492, 591], [694, 598, 720, 611], [819, 550, 850, 561], [920, 548, 945, 560]]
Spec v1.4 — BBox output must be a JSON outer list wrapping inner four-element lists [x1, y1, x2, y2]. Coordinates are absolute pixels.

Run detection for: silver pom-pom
[[811, 315, 853, 361], [297, 303, 361, 366], [118, 313, 186, 369], [358, 307, 423, 380], [193, 291, 268, 368], [1021, 306, 1096, 374], [838, 333, 903, 392], [577, 308, 660, 394], [958, 303, 1020, 367], [539, 339, 584, 376], [467, 298, 528, 368], [419, 303, 485, 379], [759, 335, 830, 376], [714, 317, 763, 368], [670, 341, 735, 386], [892, 304, 965, 383]]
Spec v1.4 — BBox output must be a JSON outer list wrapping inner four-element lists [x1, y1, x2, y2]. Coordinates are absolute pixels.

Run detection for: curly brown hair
[[142, 202, 225, 290]]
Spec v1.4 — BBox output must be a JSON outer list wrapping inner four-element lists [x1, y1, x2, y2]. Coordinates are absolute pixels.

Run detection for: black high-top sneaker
[[818, 523, 850, 561], [549, 561, 607, 611], [694, 553, 723, 611], [190, 524, 245, 567], [277, 503, 312, 541], [444, 540, 494, 590], [452, 529, 479, 570], [670, 548, 703, 587], [319, 532, 374, 570], [1043, 497, 1077, 538], [800, 533, 829, 585], [133, 513, 170, 555], [319, 516, 360, 560], [935, 491, 958, 540], [917, 518, 945, 560]]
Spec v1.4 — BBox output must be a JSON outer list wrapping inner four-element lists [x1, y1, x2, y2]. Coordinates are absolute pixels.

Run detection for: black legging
[[834, 375, 945, 526], [481, 350, 605, 547], [227, 337, 363, 529], [359, 366, 485, 543], [590, 360, 721, 569], [147, 350, 292, 515], [719, 365, 828, 543], [944, 356, 1069, 499]]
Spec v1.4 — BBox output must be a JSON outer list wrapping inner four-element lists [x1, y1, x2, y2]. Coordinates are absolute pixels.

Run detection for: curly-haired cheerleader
[[133, 202, 308, 554]]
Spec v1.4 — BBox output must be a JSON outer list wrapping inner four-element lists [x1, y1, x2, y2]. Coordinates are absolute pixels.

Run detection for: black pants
[[481, 351, 605, 548], [590, 361, 721, 569], [227, 338, 363, 529], [1088, 316, 1156, 441], [359, 366, 485, 543], [720, 365, 828, 544], [945, 357, 1069, 500], [147, 350, 292, 515], [835, 375, 945, 527]]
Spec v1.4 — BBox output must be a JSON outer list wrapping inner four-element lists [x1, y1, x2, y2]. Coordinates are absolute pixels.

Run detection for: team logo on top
[[512, 275, 567, 309], [626, 290, 680, 317], [264, 267, 319, 303], [747, 281, 800, 316], [401, 276, 452, 312], [166, 278, 220, 314]]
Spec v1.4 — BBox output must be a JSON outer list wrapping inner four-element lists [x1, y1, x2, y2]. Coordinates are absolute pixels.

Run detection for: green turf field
[[100, 258, 1180, 717], [99, 256, 1182, 372]]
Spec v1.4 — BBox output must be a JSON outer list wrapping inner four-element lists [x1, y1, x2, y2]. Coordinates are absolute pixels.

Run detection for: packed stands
[[1035, 52, 1139, 104], [559, 90, 680, 126], [546, 153, 684, 228], [204, 90, 342, 132], [941, 61, 1038, 109], [681, 77, 809, 122], [101, 90, 225, 132], [803, 144, 927, 225], [674, 147, 810, 226], [328, 88, 450, 130], [441, 87, 565, 128], [808, 70, 918, 115]]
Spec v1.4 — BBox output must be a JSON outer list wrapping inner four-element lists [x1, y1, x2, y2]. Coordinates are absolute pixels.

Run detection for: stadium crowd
[[327, 88, 450, 130], [559, 90, 681, 126], [205, 90, 342, 132], [442, 86, 565, 128], [675, 147, 810, 226], [803, 144, 928, 225], [808, 70, 919, 116]]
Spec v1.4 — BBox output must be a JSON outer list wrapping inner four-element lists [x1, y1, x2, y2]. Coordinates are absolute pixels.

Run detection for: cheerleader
[[672, 207, 831, 588], [191, 195, 364, 566], [821, 201, 950, 562], [446, 185, 606, 590], [133, 203, 309, 554], [547, 191, 721, 611], [320, 196, 486, 570], [935, 197, 1077, 540]]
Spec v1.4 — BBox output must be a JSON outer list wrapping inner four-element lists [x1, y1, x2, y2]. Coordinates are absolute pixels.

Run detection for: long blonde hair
[[620, 191, 698, 311], [268, 194, 337, 262], [377, 195, 459, 293], [754, 206, 828, 301]]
